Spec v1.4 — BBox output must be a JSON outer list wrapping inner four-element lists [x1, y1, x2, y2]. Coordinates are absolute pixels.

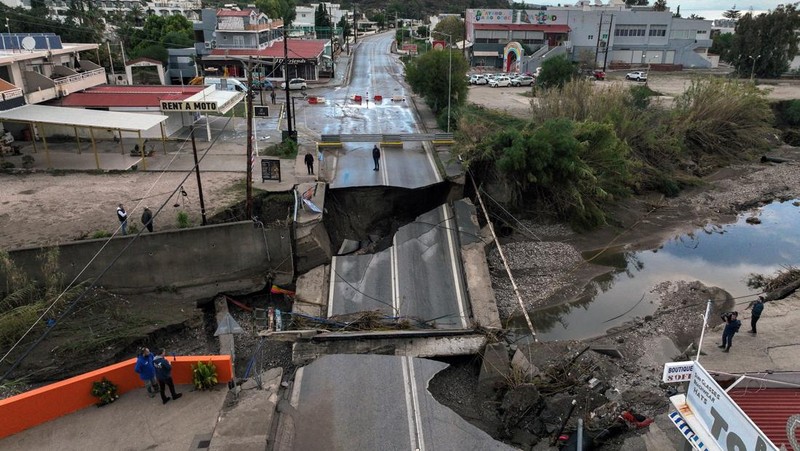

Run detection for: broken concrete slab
[[210, 368, 283, 451], [462, 242, 502, 329], [511, 348, 541, 379], [295, 182, 326, 225], [293, 264, 329, 317], [453, 198, 480, 245], [479, 343, 511, 388], [292, 333, 487, 365]]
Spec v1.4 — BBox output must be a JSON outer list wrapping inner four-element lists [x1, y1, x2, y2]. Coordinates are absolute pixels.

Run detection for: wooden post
[[39, 123, 51, 169], [89, 127, 100, 170], [160, 122, 167, 154], [29, 123, 37, 154], [118, 130, 124, 154], [137, 130, 146, 170]]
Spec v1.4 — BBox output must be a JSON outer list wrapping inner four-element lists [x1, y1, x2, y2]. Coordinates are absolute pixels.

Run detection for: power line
[[0, 119, 232, 383]]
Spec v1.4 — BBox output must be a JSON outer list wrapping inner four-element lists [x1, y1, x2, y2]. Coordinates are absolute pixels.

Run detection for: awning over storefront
[[473, 51, 500, 57], [0, 104, 167, 131], [182, 89, 245, 115]]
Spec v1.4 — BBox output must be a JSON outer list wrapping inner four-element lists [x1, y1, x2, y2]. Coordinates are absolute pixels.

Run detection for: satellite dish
[[21, 36, 36, 51]]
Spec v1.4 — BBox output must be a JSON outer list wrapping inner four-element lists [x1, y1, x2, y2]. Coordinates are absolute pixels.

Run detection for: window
[[697, 30, 708, 35], [588, 35, 594, 40], [649, 25, 667, 37], [233, 36, 245, 47], [614, 25, 646, 37]]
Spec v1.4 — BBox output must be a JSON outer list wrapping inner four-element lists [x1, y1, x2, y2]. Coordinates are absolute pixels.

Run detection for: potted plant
[[192, 361, 218, 390], [90, 377, 119, 406]]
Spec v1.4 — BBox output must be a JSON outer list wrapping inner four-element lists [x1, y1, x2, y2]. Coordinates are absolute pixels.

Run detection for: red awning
[[728, 388, 800, 450]]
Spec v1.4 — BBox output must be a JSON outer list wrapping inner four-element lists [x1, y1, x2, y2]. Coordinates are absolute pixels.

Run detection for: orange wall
[[0, 355, 232, 439]]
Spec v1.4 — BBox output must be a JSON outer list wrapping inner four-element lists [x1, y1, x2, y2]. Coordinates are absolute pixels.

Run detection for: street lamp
[[749, 54, 761, 82], [645, 54, 659, 87], [432, 30, 452, 133]]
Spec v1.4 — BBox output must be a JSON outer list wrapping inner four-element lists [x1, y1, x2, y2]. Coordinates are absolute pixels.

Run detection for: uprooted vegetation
[[455, 77, 776, 229], [747, 265, 800, 296]]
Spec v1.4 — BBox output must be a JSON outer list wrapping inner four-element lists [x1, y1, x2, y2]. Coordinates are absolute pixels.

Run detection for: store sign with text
[[662, 361, 694, 383], [686, 363, 777, 451]]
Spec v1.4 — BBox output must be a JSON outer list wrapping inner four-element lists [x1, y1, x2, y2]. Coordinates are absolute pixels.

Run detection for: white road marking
[[443, 204, 468, 329], [424, 142, 442, 183], [391, 239, 399, 316], [401, 357, 417, 450], [290, 366, 305, 408], [381, 149, 389, 186], [327, 256, 337, 318], [406, 356, 426, 451]]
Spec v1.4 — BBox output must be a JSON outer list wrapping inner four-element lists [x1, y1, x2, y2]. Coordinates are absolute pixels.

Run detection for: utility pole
[[602, 15, 614, 71], [190, 129, 208, 225], [283, 29, 294, 140], [329, 6, 335, 77], [594, 12, 603, 69], [353, 4, 357, 44], [246, 59, 254, 218]]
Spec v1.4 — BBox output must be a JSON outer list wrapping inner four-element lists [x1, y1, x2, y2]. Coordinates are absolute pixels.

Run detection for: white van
[[204, 77, 247, 92]]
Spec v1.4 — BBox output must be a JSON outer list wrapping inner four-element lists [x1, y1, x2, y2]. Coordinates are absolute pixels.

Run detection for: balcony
[[23, 67, 106, 104]]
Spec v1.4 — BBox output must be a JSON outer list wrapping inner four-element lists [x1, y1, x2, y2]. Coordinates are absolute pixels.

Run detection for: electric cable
[[0, 120, 231, 383]]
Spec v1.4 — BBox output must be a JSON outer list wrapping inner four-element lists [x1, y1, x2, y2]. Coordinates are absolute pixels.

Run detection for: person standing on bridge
[[747, 296, 765, 334], [304, 152, 315, 175], [270, 89, 276, 105], [718, 311, 741, 353], [372, 144, 381, 171]]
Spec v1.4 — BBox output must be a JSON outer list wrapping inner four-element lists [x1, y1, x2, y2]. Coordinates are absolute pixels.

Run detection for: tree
[[537, 55, 578, 90], [711, 32, 734, 62], [338, 16, 352, 38], [687, 14, 705, 20], [127, 15, 194, 63], [722, 5, 741, 20], [368, 13, 386, 28], [653, 0, 667, 12], [625, 0, 649, 5], [405, 48, 469, 115], [256, 0, 296, 24], [433, 16, 464, 43], [315, 3, 331, 28], [730, 4, 800, 78]]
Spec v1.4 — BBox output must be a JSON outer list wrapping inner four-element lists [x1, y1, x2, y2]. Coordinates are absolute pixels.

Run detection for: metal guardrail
[[323, 133, 453, 143]]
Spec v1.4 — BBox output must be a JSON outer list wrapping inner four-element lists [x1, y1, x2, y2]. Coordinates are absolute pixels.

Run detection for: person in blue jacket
[[718, 311, 741, 353], [748, 296, 765, 334], [153, 348, 182, 405], [134, 347, 158, 398]]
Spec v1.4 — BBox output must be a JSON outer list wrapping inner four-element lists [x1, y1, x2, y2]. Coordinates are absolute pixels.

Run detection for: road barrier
[[316, 134, 454, 147], [353, 95, 362, 103], [374, 95, 382, 102]]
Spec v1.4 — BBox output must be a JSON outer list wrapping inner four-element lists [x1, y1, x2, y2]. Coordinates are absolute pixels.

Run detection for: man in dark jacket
[[153, 348, 182, 404], [304, 152, 314, 175], [748, 296, 765, 334], [372, 144, 380, 171], [141, 207, 154, 232], [134, 347, 157, 397], [116, 204, 128, 235], [719, 311, 741, 353]]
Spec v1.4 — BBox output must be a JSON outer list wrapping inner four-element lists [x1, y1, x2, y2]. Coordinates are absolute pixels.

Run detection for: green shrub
[[782, 129, 800, 146], [782, 100, 800, 126], [192, 361, 218, 390], [90, 378, 119, 406], [177, 211, 190, 228], [91, 230, 112, 239], [1, 161, 14, 169]]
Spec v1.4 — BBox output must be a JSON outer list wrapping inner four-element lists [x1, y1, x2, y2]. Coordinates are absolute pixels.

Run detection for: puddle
[[526, 199, 800, 341]]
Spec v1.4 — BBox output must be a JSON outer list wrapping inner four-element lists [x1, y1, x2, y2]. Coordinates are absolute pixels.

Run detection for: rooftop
[[53, 85, 204, 108], [208, 39, 327, 60], [472, 23, 570, 33], [728, 387, 800, 451]]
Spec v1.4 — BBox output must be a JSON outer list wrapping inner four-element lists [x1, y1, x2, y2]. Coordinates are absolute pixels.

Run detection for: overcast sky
[[669, 0, 776, 18]]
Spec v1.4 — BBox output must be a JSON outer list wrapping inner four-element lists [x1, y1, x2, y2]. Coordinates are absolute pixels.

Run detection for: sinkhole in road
[[323, 182, 459, 253]]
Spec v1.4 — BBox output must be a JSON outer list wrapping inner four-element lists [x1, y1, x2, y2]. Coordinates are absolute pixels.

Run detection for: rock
[[793, 201, 800, 207], [501, 383, 542, 418], [479, 342, 511, 388], [511, 349, 541, 379], [746, 216, 762, 224], [510, 428, 539, 448]]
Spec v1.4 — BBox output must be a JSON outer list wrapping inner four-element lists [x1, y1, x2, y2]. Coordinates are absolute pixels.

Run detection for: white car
[[281, 78, 307, 90], [489, 76, 512, 87], [625, 71, 647, 82], [511, 75, 534, 87]]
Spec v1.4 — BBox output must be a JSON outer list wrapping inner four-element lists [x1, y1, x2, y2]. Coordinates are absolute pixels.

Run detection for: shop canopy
[[0, 104, 167, 132]]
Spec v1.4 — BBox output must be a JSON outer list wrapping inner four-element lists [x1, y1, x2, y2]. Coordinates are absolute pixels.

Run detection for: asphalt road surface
[[305, 32, 442, 189], [288, 354, 515, 451], [329, 204, 470, 329]]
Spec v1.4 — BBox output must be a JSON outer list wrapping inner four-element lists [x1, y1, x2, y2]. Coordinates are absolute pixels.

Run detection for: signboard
[[254, 106, 269, 117], [432, 40, 446, 51], [663, 361, 694, 383], [261, 158, 281, 182], [160, 100, 219, 112], [402, 44, 417, 55], [686, 363, 777, 451]]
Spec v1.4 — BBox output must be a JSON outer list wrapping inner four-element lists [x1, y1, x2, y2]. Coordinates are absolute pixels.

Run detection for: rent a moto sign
[[687, 363, 777, 451], [159, 100, 219, 112]]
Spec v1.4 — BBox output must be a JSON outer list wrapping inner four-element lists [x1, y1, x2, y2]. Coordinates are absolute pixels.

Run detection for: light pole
[[645, 54, 658, 87], [749, 54, 761, 82], [432, 30, 452, 133]]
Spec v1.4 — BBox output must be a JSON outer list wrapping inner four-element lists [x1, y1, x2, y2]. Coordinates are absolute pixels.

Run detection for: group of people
[[134, 347, 182, 405], [718, 296, 766, 353], [116, 204, 154, 235], [301, 144, 382, 176]]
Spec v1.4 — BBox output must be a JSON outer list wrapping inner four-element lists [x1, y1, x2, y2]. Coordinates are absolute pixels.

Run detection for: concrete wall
[[1, 221, 293, 293]]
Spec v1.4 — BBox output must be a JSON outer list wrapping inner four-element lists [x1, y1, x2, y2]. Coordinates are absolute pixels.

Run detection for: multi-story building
[[465, 2, 715, 72], [0, 33, 103, 108], [194, 8, 329, 82], [16, 0, 203, 22]]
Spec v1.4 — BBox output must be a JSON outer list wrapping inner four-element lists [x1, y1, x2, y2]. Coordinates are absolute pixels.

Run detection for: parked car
[[469, 74, 484, 84], [474, 75, 489, 85], [489, 76, 512, 87], [625, 71, 647, 82], [511, 75, 535, 86], [281, 78, 307, 90], [251, 79, 274, 91]]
